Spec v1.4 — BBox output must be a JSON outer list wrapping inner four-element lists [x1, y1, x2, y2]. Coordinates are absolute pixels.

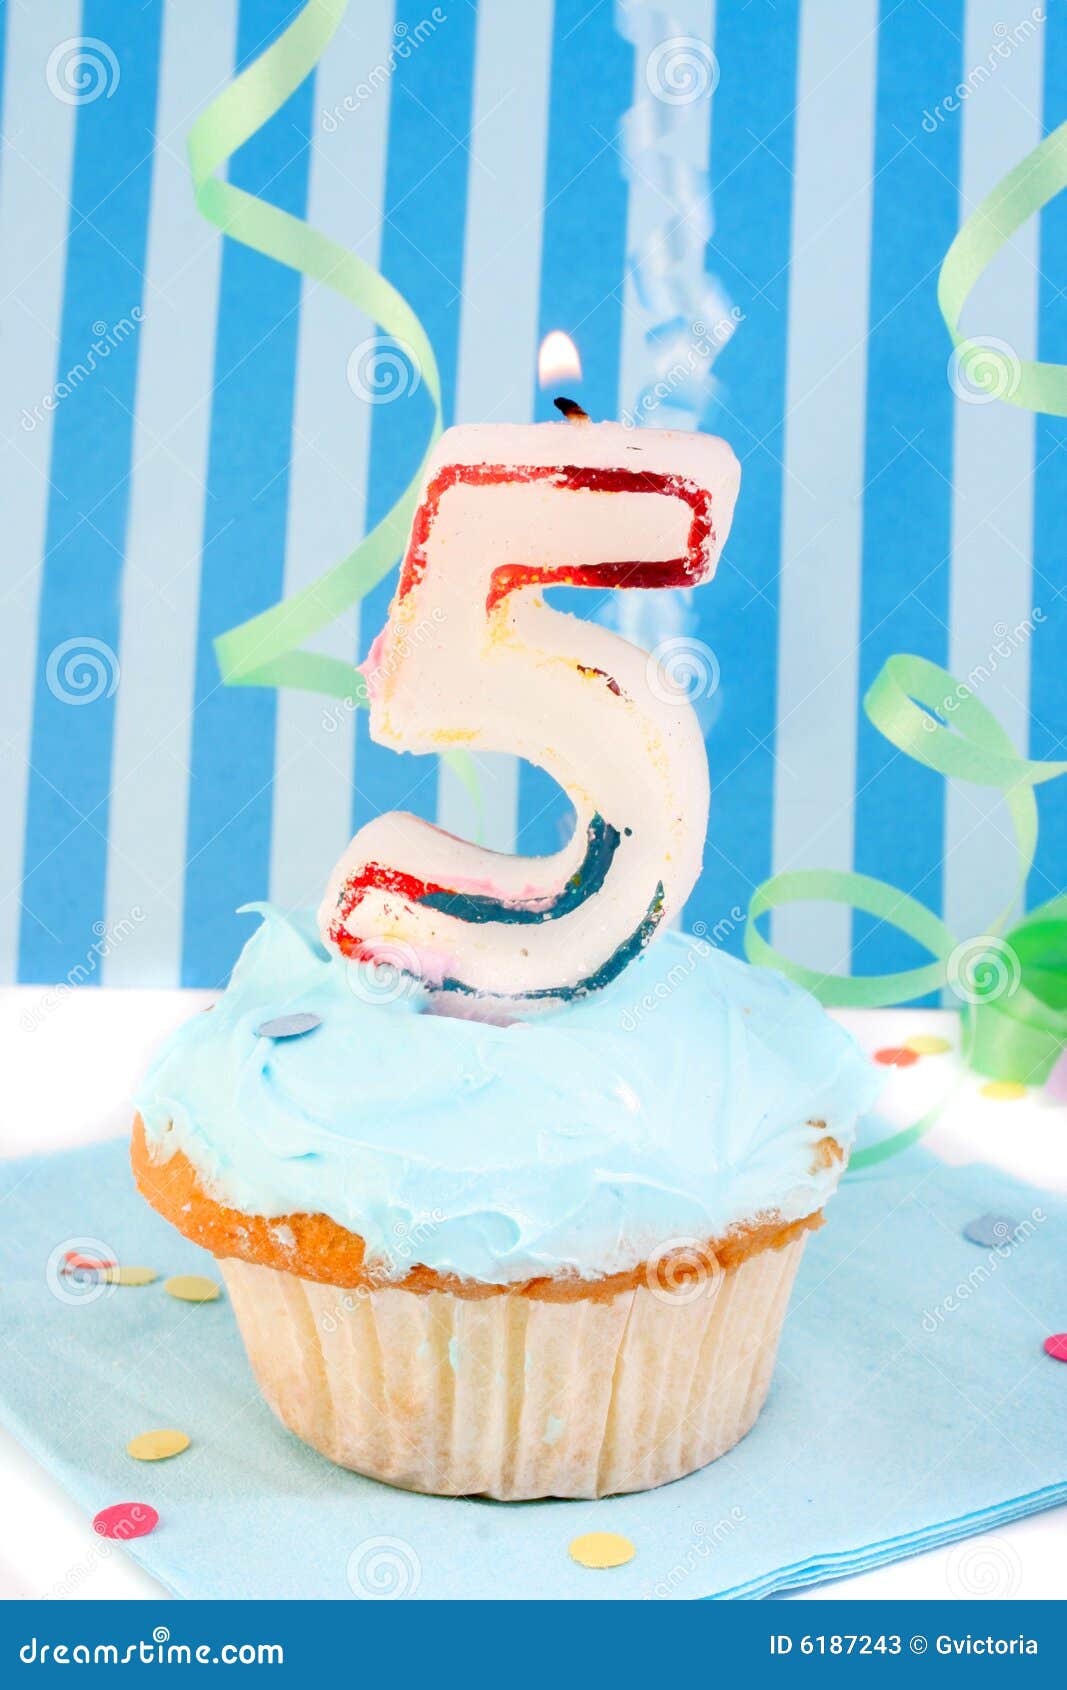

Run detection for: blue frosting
[[136, 905, 883, 1285]]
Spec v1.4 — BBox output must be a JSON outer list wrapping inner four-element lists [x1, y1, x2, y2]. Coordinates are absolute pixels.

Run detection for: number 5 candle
[[318, 409, 740, 1009]]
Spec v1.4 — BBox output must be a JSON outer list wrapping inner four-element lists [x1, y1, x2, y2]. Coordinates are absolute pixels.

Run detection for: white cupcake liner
[[220, 1235, 806, 1500]]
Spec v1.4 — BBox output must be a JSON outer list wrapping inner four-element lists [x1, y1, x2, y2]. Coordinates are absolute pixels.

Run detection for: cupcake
[[133, 904, 879, 1500], [134, 416, 879, 1498]]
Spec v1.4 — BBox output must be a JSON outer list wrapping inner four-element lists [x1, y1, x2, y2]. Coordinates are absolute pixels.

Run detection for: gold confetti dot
[[904, 1034, 953, 1056], [980, 1080, 1027, 1102], [164, 1274, 221, 1303], [104, 1266, 158, 1287], [126, 1428, 190, 1462], [569, 1531, 635, 1569]]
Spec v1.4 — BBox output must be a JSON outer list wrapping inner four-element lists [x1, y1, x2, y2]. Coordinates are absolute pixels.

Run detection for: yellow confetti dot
[[569, 1531, 635, 1570], [164, 1274, 221, 1303], [980, 1080, 1027, 1102], [104, 1266, 158, 1287], [904, 1034, 953, 1056], [127, 1428, 190, 1462]]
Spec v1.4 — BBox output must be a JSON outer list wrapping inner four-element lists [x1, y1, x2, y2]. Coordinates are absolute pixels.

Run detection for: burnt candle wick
[[554, 396, 590, 423]]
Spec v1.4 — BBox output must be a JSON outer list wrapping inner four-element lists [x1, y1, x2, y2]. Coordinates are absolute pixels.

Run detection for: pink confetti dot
[[1043, 1334, 1067, 1364], [874, 1045, 919, 1068], [93, 1502, 159, 1541]]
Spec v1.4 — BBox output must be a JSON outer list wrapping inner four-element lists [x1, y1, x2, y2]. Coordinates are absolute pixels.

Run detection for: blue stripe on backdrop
[[852, 0, 962, 992], [517, 0, 631, 859], [692, 0, 799, 950], [19, 0, 163, 985], [1031, 1, 1067, 906], [352, 4, 476, 838], [181, 0, 311, 988]]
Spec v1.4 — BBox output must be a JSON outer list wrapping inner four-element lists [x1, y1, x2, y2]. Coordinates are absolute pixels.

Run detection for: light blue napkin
[[0, 1138, 1063, 1599]]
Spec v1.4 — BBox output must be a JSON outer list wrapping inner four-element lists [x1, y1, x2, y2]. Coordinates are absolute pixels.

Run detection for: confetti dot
[[963, 1214, 1019, 1249], [874, 1046, 919, 1068], [256, 1012, 322, 1040], [1044, 1334, 1067, 1363], [126, 1429, 190, 1462], [93, 1502, 159, 1541], [164, 1274, 220, 1303], [569, 1531, 635, 1570], [904, 1034, 953, 1056], [64, 1251, 116, 1272], [104, 1266, 158, 1287], [980, 1080, 1027, 1102]]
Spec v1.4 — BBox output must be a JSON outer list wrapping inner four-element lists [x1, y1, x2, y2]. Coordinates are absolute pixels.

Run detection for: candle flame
[[538, 330, 582, 390]]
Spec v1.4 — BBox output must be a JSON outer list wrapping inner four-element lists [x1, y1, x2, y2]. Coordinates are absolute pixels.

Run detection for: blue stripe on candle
[[517, 0, 631, 860], [852, 0, 962, 995], [1030, 4, 1067, 907], [686, 0, 799, 952], [181, 0, 313, 987], [352, 2, 477, 838], [18, 0, 162, 985]]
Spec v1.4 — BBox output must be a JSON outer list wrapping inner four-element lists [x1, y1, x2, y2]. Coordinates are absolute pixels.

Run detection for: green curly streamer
[[189, 0, 480, 816], [748, 119, 1067, 1170], [746, 655, 1067, 1170]]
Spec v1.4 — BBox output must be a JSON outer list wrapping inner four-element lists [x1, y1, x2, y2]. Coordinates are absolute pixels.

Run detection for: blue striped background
[[1, 0, 1063, 990]]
